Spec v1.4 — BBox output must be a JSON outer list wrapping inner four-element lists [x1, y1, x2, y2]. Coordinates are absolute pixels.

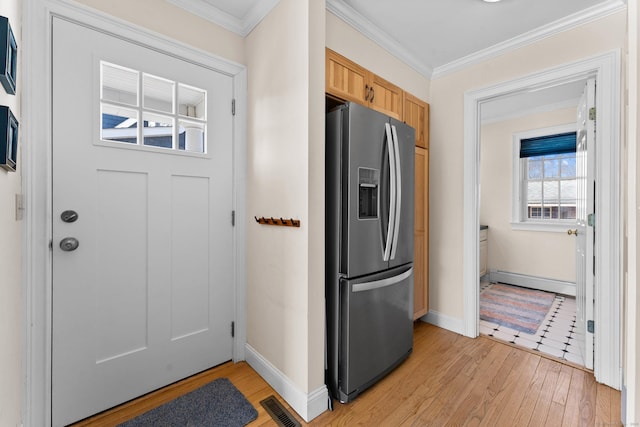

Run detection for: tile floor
[[479, 282, 585, 367]]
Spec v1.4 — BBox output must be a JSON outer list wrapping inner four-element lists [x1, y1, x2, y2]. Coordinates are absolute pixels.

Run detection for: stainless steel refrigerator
[[326, 102, 415, 403]]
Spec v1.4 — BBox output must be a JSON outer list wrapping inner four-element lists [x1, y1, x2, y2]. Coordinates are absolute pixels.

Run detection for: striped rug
[[480, 283, 556, 334]]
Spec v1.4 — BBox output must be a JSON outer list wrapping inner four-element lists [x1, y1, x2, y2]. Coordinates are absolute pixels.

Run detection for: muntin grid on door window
[[100, 61, 207, 153]]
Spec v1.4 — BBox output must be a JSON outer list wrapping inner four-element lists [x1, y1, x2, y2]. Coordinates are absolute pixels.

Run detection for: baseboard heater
[[488, 270, 576, 297]]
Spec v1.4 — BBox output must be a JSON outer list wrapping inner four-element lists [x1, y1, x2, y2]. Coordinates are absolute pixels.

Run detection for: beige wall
[[0, 1, 22, 426], [429, 11, 627, 319], [245, 0, 325, 398], [480, 108, 577, 282], [75, 0, 245, 64], [325, 11, 429, 101], [307, 0, 326, 393]]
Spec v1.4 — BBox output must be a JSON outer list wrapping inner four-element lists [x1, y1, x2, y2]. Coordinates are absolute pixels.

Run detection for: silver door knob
[[59, 237, 79, 251]]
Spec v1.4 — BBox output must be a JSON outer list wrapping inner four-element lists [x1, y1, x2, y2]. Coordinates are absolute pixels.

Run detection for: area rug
[[118, 377, 258, 427], [480, 283, 556, 335]]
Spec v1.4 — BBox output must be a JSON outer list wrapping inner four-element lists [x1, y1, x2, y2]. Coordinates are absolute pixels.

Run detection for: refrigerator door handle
[[383, 122, 397, 262], [390, 124, 402, 260], [352, 267, 413, 293]]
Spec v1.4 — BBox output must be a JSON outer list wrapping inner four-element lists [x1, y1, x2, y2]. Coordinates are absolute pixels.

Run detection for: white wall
[[429, 11, 627, 320], [626, 1, 639, 423], [480, 108, 577, 282], [0, 1, 22, 426], [325, 11, 429, 101], [245, 0, 326, 418]]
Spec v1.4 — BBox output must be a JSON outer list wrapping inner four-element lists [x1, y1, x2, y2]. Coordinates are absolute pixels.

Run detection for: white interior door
[[575, 78, 595, 370], [52, 17, 235, 426]]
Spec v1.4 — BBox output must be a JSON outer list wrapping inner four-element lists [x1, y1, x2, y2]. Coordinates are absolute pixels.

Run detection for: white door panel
[[52, 17, 234, 426], [575, 78, 595, 370]]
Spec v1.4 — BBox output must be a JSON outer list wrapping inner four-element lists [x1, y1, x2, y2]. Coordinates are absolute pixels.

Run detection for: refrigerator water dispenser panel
[[358, 167, 379, 219]]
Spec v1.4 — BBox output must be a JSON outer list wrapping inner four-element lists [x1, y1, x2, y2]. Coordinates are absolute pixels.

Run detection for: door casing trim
[[22, 1, 248, 425], [462, 50, 622, 389]]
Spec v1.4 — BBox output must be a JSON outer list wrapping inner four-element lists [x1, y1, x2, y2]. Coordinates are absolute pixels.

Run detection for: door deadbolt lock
[[61, 210, 79, 223], [59, 237, 79, 252]]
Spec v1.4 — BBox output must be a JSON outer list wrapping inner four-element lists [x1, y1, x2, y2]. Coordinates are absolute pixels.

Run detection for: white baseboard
[[244, 344, 328, 422], [421, 310, 465, 335], [488, 270, 576, 296]]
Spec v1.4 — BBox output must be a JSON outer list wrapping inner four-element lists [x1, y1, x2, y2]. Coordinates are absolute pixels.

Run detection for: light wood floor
[[73, 321, 621, 426]]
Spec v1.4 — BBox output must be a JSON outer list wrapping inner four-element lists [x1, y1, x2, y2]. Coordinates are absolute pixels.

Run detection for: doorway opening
[[462, 51, 622, 389], [477, 78, 590, 367]]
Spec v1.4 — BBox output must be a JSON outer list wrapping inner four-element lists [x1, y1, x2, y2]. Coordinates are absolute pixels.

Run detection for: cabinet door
[[326, 49, 369, 106], [369, 73, 403, 120], [404, 93, 429, 148], [413, 147, 428, 319], [480, 239, 488, 277]]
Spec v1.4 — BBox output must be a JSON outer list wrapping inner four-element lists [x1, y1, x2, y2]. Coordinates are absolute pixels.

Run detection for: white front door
[[51, 17, 235, 426], [575, 78, 596, 370]]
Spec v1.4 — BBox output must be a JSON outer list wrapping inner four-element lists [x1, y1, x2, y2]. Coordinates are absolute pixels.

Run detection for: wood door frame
[[462, 51, 622, 389], [22, 1, 248, 425]]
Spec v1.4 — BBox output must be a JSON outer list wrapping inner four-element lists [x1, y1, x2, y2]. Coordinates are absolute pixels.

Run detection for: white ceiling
[[480, 79, 587, 123], [331, 0, 623, 76], [168, 0, 625, 121], [169, 0, 626, 78]]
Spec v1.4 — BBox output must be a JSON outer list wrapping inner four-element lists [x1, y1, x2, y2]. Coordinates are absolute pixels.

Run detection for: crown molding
[[326, 0, 625, 81], [167, 0, 280, 37], [432, 0, 627, 79], [325, 0, 433, 78]]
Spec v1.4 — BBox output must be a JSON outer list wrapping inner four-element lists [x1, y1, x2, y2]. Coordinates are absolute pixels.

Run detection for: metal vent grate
[[260, 395, 301, 427]]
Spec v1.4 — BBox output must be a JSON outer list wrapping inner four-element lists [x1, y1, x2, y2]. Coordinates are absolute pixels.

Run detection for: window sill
[[510, 221, 577, 233]]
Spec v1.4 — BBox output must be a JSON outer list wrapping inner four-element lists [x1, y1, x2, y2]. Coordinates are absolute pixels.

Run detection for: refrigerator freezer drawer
[[336, 265, 413, 402]]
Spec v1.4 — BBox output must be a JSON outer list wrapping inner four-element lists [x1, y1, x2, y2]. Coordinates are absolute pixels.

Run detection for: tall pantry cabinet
[[325, 48, 430, 320]]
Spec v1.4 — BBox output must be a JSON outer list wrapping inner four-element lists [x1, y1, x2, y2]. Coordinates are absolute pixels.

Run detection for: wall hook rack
[[255, 216, 301, 228]]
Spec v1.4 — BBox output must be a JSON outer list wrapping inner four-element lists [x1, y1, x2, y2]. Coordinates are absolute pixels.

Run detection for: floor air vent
[[260, 395, 301, 427]]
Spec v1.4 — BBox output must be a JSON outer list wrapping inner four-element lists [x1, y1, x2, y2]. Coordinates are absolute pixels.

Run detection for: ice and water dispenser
[[358, 167, 379, 219]]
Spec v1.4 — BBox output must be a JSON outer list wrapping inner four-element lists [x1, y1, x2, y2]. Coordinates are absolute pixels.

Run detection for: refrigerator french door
[[326, 102, 415, 403]]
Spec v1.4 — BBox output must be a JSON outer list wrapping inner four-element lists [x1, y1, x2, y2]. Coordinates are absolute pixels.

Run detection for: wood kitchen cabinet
[[413, 146, 429, 319], [480, 227, 488, 278], [405, 93, 430, 319], [326, 48, 403, 120], [404, 93, 429, 149]]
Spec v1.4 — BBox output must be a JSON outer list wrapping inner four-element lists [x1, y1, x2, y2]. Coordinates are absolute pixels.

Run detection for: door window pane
[[178, 120, 205, 153], [101, 63, 138, 106], [143, 74, 174, 113], [178, 84, 206, 119], [101, 104, 138, 144], [143, 113, 174, 149]]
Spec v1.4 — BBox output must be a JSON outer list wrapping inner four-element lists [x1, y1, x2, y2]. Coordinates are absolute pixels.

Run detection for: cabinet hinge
[[232, 99, 236, 116], [587, 320, 594, 333], [589, 107, 596, 121], [231, 210, 236, 226], [231, 321, 235, 337]]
